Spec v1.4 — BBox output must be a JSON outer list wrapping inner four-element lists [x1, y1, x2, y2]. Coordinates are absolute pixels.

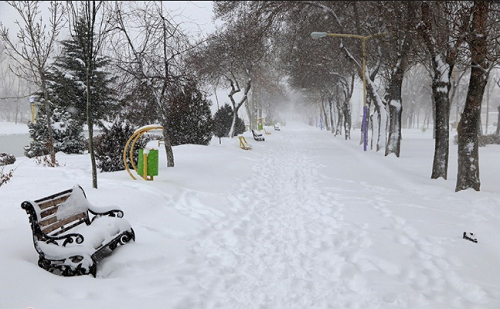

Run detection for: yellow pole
[[31, 103, 35, 122], [129, 131, 144, 173], [123, 131, 140, 180]]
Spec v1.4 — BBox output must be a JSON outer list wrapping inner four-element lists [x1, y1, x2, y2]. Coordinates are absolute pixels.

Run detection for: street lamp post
[[29, 95, 36, 123], [311, 31, 385, 151]]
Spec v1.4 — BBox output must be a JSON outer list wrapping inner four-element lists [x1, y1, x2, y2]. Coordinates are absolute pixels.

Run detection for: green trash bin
[[137, 149, 159, 178], [258, 122, 263, 130]]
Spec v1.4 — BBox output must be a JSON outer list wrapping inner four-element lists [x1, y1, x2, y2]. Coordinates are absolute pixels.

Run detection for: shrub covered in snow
[[213, 104, 246, 138], [94, 120, 149, 172], [167, 80, 213, 146], [0, 153, 16, 166], [25, 106, 85, 158]]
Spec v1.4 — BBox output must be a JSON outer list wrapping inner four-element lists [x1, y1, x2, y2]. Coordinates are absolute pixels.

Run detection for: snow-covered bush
[[0, 153, 16, 166], [94, 120, 148, 172], [479, 134, 500, 146], [24, 106, 85, 158], [167, 80, 213, 146], [213, 104, 246, 138]]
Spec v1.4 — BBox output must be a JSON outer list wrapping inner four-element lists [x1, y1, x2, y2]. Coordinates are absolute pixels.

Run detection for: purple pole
[[362, 105, 367, 151]]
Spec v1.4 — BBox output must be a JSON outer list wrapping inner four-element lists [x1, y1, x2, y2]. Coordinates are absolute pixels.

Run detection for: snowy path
[[184, 129, 373, 308], [173, 125, 496, 309]]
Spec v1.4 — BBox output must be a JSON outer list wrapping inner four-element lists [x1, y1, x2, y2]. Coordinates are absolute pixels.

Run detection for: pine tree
[[94, 120, 148, 172], [167, 81, 214, 146], [46, 16, 118, 127], [25, 104, 85, 157], [52, 108, 85, 154], [213, 104, 246, 138], [25, 106, 50, 158]]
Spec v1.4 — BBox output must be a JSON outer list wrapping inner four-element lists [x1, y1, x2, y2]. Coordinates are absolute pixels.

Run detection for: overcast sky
[[0, 1, 219, 39]]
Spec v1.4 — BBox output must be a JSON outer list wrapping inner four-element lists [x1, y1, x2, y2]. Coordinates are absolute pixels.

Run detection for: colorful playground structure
[[123, 125, 163, 180]]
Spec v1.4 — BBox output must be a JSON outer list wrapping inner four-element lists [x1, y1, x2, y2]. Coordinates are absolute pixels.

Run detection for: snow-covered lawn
[[1, 121, 499, 308]]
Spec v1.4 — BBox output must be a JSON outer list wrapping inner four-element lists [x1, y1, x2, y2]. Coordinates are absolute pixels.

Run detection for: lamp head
[[310, 32, 327, 39]]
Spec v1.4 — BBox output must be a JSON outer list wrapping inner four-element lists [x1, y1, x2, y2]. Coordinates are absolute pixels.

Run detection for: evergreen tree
[[25, 103, 85, 157], [94, 119, 148, 172], [46, 16, 118, 127], [51, 108, 85, 154], [25, 105, 50, 158], [213, 104, 246, 138], [167, 80, 214, 146]]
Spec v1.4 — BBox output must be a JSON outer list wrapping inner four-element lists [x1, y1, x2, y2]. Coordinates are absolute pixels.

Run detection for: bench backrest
[[31, 186, 90, 237]]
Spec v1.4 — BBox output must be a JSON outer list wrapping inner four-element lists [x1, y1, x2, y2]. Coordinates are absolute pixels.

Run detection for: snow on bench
[[21, 185, 135, 277]]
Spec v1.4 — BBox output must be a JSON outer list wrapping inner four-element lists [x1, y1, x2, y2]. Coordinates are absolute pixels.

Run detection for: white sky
[[0, 1, 219, 38]]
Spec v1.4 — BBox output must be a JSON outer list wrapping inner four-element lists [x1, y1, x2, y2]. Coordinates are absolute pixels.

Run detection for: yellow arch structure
[[123, 125, 164, 180]]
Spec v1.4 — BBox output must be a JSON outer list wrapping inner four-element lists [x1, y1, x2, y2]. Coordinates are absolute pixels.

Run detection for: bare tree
[[0, 1, 66, 165], [333, 73, 355, 139], [189, 28, 258, 137], [110, 2, 194, 167], [304, 1, 388, 151], [382, 1, 419, 158], [417, 1, 471, 180]]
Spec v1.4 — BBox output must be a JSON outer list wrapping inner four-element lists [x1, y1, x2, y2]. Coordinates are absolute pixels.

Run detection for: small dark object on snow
[[463, 232, 478, 243]]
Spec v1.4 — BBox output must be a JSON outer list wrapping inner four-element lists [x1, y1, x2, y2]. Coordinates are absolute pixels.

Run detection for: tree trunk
[[417, 2, 466, 180], [496, 105, 500, 135], [329, 97, 336, 135], [87, 2, 98, 189], [40, 80, 56, 165], [430, 77, 451, 180], [87, 92, 97, 188], [335, 99, 342, 136], [342, 100, 351, 140], [227, 78, 251, 138], [163, 127, 175, 167], [87, 67, 97, 188], [385, 76, 404, 157], [229, 112, 238, 138], [245, 91, 254, 131], [456, 1, 489, 192], [321, 95, 330, 132]]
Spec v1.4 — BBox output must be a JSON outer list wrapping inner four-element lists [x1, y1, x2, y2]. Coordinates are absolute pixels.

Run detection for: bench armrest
[[88, 204, 124, 219]]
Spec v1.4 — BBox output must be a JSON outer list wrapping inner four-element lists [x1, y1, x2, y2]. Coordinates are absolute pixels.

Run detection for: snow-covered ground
[[1, 120, 499, 309], [0, 121, 30, 135]]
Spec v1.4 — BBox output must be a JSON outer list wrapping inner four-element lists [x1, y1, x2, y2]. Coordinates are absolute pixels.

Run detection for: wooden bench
[[21, 185, 135, 277], [238, 135, 252, 150], [252, 129, 265, 141]]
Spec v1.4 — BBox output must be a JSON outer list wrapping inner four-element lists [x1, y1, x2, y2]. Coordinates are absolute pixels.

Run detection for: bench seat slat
[[51, 218, 88, 237], [40, 207, 58, 219], [41, 212, 87, 234], [37, 195, 71, 210]]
